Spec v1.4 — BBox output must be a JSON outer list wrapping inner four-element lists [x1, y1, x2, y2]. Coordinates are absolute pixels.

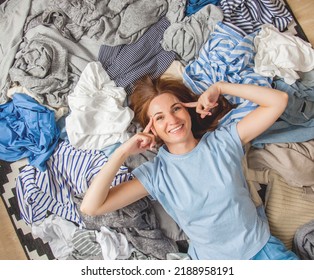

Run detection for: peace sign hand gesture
[[183, 83, 221, 118]]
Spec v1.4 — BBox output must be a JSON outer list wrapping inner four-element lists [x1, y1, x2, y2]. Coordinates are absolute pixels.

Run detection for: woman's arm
[[190, 82, 288, 145], [80, 120, 155, 216]]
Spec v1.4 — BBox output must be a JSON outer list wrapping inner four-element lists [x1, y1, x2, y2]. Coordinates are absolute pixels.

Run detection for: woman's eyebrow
[[171, 102, 181, 108], [152, 111, 162, 117], [151, 102, 181, 117]]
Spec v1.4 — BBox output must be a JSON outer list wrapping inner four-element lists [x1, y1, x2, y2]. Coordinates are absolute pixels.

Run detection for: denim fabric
[[252, 120, 314, 148], [252, 78, 314, 147], [251, 235, 299, 260], [274, 79, 314, 124]]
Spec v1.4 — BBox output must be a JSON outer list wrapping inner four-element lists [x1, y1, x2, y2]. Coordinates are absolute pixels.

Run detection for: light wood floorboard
[[286, 0, 314, 46], [0, 198, 27, 260]]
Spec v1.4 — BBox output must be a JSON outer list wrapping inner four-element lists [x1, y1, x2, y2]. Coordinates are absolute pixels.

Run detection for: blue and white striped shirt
[[183, 21, 272, 126], [16, 141, 132, 226]]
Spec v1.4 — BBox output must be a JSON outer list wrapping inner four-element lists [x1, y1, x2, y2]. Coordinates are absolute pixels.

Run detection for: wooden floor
[[0, 198, 27, 259], [286, 0, 314, 46], [0, 0, 313, 260]]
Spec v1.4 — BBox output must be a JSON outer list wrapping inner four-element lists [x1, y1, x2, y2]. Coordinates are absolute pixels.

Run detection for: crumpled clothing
[[183, 21, 271, 127], [254, 24, 314, 85], [161, 4, 223, 63], [70, 229, 103, 260], [246, 140, 314, 189], [32, 214, 77, 260], [44, 0, 168, 45], [96, 227, 132, 260], [75, 196, 179, 259], [98, 17, 176, 94], [0, 93, 60, 171], [0, 0, 32, 104], [219, 0, 292, 34], [15, 140, 132, 226], [9, 33, 79, 109], [294, 220, 314, 260], [65, 62, 134, 150], [186, 0, 221, 16]]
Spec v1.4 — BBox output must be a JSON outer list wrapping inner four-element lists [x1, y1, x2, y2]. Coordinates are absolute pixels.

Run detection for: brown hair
[[130, 76, 235, 140]]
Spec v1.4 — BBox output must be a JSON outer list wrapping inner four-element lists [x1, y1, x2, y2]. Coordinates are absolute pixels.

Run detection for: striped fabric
[[98, 17, 176, 95], [16, 141, 132, 226], [72, 229, 102, 259], [219, 0, 293, 34], [183, 22, 272, 126]]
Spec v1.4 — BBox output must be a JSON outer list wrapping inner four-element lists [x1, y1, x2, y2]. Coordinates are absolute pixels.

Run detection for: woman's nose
[[166, 113, 179, 124]]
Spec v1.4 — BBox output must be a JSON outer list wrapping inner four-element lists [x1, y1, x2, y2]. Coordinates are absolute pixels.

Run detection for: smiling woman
[[145, 94, 197, 154], [130, 76, 234, 145], [1, 0, 313, 262], [80, 75, 297, 260]]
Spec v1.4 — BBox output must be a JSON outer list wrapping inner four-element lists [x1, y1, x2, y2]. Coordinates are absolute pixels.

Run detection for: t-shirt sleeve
[[211, 122, 244, 158], [230, 122, 244, 150], [132, 161, 157, 200]]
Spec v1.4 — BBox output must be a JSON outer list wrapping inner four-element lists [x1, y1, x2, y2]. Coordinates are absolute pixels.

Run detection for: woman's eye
[[173, 106, 182, 112], [156, 115, 164, 121]]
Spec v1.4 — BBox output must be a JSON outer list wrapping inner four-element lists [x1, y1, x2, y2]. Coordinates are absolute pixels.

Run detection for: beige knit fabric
[[243, 142, 314, 250], [265, 172, 314, 249]]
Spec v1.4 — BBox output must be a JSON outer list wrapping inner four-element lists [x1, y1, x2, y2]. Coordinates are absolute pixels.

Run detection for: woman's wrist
[[113, 144, 131, 162], [214, 81, 226, 94]]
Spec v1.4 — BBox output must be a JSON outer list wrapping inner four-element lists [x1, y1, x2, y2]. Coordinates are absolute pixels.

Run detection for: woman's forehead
[[148, 93, 180, 115]]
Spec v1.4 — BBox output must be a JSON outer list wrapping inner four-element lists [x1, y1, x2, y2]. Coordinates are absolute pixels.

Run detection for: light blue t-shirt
[[132, 123, 270, 259]]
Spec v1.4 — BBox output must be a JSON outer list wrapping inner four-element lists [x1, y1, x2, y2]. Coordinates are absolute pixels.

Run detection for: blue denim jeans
[[251, 235, 299, 260]]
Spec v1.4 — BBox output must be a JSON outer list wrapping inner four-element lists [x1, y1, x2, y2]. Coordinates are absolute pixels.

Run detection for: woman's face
[[147, 93, 195, 148]]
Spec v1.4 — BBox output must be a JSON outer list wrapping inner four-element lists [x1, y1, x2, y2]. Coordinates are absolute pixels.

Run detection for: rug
[[0, 159, 55, 260]]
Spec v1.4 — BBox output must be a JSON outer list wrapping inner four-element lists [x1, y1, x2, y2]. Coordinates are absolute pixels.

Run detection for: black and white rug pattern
[[0, 159, 55, 260]]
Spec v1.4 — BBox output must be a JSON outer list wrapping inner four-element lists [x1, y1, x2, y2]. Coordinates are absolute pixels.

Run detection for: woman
[[81, 77, 298, 260]]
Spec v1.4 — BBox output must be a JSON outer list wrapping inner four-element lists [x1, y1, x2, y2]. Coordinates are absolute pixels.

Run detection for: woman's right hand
[[183, 83, 221, 118], [119, 118, 157, 156]]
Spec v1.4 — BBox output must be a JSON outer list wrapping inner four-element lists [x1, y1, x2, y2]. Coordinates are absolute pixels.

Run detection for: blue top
[[132, 123, 270, 259], [0, 93, 60, 171]]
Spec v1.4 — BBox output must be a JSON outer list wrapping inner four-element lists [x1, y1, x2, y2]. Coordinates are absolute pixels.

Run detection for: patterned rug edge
[[0, 159, 55, 260]]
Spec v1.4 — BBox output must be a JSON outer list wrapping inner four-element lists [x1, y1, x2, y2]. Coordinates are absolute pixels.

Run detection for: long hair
[[130, 76, 235, 140]]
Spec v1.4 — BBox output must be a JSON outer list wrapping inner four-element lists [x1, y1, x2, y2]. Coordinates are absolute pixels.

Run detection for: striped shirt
[[16, 141, 132, 226], [219, 0, 293, 34], [98, 17, 176, 94], [183, 21, 272, 126]]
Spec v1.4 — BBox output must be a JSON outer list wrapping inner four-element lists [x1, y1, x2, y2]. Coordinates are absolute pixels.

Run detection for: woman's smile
[[147, 93, 197, 154], [168, 124, 184, 134]]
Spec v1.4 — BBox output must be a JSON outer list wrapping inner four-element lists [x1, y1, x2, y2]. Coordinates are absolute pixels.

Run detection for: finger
[[211, 102, 219, 108], [200, 112, 212, 119], [196, 102, 205, 114], [196, 105, 213, 118], [138, 137, 151, 149], [143, 117, 153, 133], [182, 102, 198, 108]]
